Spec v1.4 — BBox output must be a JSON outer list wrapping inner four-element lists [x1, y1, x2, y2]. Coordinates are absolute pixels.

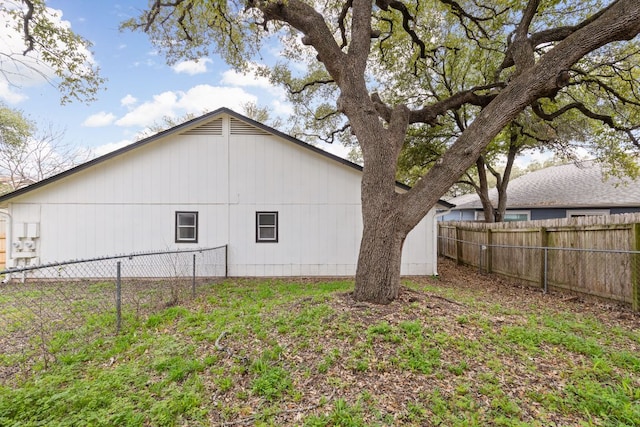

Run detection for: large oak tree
[[124, 0, 640, 304]]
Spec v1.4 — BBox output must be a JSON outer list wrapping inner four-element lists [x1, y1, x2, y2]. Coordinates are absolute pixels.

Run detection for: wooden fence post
[[632, 223, 640, 312], [539, 227, 548, 290], [455, 226, 463, 265], [486, 228, 493, 273]]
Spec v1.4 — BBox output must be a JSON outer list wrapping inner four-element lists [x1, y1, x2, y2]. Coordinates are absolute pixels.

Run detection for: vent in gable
[[230, 118, 270, 135], [182, 118, 223, 135]]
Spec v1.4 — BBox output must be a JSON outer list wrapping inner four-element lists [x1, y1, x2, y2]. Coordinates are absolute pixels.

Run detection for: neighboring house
[[440, 160, 640, 222], [0, 108, 451, 276]]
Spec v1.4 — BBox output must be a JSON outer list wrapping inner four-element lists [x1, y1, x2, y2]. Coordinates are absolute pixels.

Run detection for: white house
[[0, 108, 451, 276]]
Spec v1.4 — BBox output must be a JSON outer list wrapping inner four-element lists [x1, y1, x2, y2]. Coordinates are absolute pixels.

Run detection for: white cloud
[[172, 58, 212, 75], [176, 85, 257, 114], [114, 85, 257, 128], [270, 99, 294, 117], [221, 66, 284, 97], [120, 94, 137, 107], [115, 91, 179, 127], [220, 64, 292, 115], [0, 80, 28, 104], [82, 111, 117, 127], [92, 139, 133, 157]]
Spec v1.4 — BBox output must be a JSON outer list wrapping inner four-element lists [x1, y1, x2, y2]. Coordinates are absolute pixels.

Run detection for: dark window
[[176, 211, 198, 243], [256, 211, 278, 242]]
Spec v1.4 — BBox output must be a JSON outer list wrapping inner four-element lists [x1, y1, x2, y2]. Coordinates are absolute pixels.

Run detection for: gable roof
[[447, 160, 640, 210], [0, 107, 453, 209]]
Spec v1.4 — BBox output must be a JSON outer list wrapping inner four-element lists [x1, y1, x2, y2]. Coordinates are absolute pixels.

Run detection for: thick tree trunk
[[495, 131, 519, 222], [354, 208, 406, 304], [475, 157, 496, 223], [348, 105, 409, 305]]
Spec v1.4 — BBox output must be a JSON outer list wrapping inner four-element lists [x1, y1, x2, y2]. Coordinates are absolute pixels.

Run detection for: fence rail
[[0, 246, 227, 384], [439, 214, 640, 311]]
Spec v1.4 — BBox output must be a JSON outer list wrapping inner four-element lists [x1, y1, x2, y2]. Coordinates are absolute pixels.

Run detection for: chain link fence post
[[543, 247, 548, 294], [116, 261, 122, 334], [632, 224, 640, 311], [192, 254, 196, 298]]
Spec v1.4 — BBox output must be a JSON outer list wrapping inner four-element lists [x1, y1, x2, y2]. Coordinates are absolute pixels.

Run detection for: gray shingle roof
[[447, 160, 640, 210]]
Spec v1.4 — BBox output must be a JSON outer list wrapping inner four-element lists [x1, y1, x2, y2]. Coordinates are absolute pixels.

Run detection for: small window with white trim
[[256, 211, 278, 242], [175, 211, 198, 243]]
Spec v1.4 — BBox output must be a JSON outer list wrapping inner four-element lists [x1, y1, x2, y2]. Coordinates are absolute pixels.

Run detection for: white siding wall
[[7, 113, 436, 275], [401, 211, 436, 275], [9, 131, 229, 264], [226, 132, 363, 276]]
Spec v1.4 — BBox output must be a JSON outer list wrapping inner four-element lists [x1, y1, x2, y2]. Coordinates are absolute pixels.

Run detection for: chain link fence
[[0, 246, 227, 384]]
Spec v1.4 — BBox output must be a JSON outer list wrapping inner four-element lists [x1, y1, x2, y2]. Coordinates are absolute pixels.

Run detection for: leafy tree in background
[[122, 0, 640, 304], [382, 3, 640, 223], [240, 101, 285, 130], [1, 0, 104, 104], [0, 103, 33, 147], [399, 107, 594, 222], [0, 104, 89, 193]]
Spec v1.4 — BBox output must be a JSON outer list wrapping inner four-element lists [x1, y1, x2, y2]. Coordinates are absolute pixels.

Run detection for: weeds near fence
[[0, 246, 226, 383]]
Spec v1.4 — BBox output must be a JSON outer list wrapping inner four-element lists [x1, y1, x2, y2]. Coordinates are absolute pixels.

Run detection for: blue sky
[[0, 1, 556, 168], [0, 1, 349, 158]]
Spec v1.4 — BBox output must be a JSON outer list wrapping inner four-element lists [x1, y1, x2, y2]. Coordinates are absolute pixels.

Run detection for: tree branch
[[532, 100, 640, 150], [337, 0, 353, 49], [438, 0, 493, 38], [375, 0, 426, 58], [408, 83, 505, 124], [498, 1, 615, 76], [286, 79, 336, 95], [21, 0, 36, 55]]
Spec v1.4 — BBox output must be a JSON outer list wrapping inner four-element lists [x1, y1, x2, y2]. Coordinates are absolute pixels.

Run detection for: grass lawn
[[0, 258, 639, 426]]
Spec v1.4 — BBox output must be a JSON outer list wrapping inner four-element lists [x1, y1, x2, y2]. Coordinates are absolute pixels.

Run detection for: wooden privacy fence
[[438, 213, 640, 311]]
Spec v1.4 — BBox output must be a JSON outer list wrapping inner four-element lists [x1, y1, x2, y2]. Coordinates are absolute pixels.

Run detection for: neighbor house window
[[256, 212, 278, 242], [475, 210, 530, 222], [567, 209, 609, 218], [175, 211, 198, 243], [503, 211, 531, 222]]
